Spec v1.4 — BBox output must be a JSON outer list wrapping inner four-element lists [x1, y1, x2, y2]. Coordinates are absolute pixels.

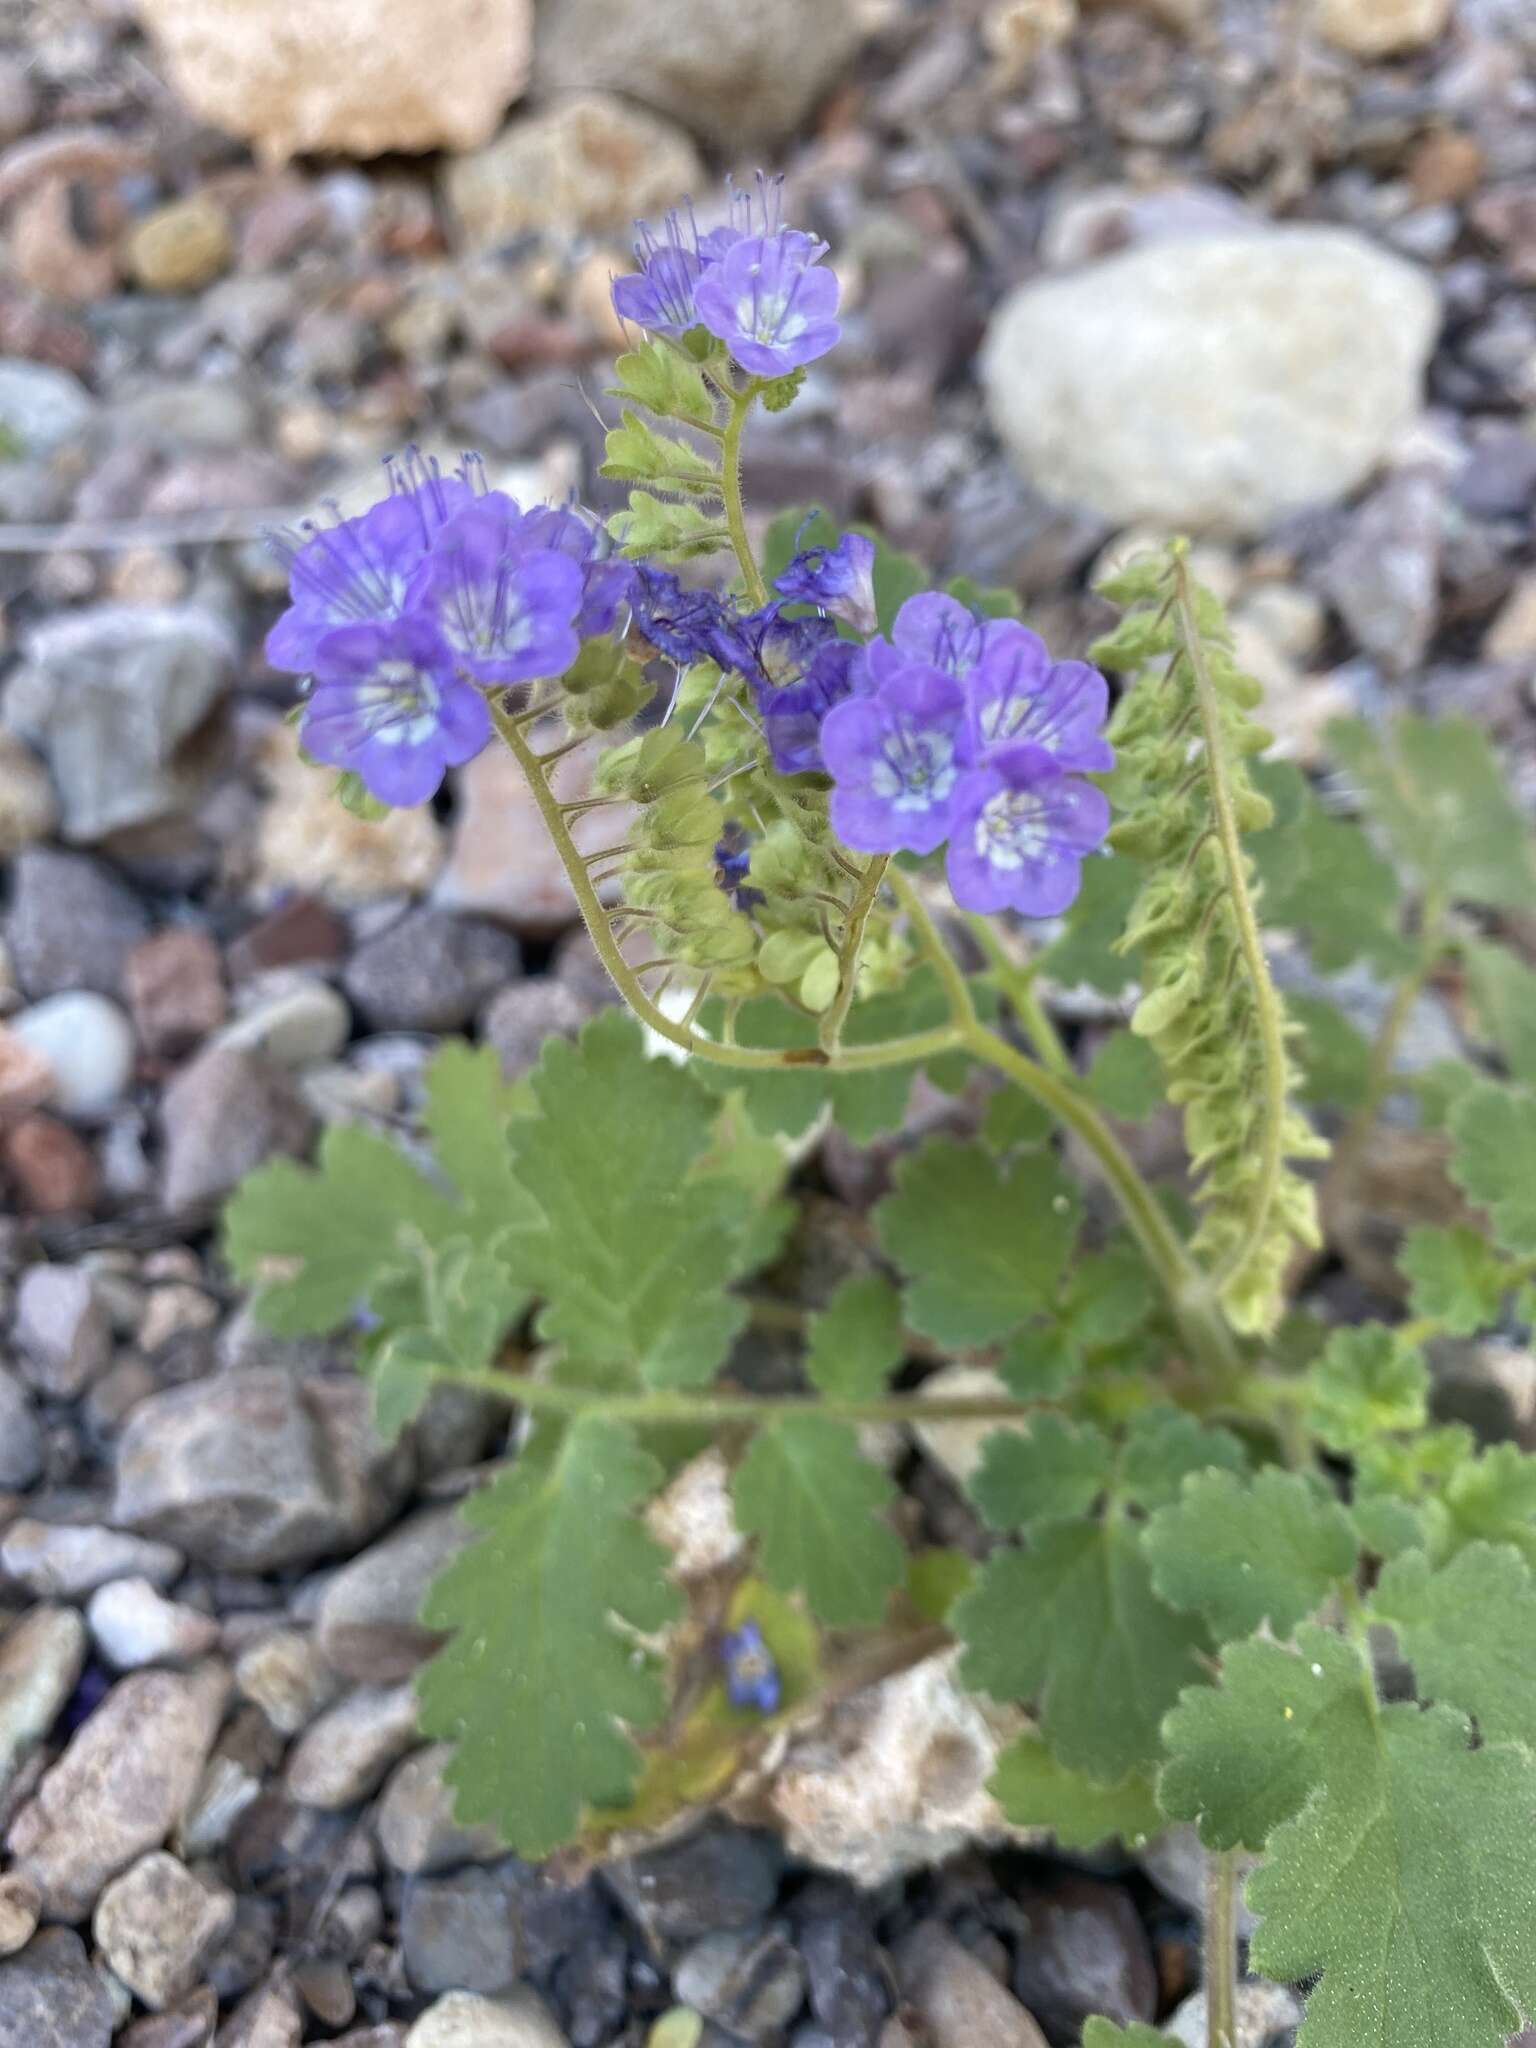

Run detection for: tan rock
[[1313, 0, 1452, 58], [0, 1871, 41, 1957], [133, 0, 533, 161], [125, 195, 233, 294], [93, 1850, 235, 2009], [0, 1025, 56, 1120], [0, 732, 59, 859], [1484, 573, 1536, 664], [255, 723, 444, 905], [444, 94, 701, 248]]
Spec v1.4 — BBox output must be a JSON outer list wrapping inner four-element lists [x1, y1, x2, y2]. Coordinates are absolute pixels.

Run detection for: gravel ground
[[1, 0, 1534, 2041]]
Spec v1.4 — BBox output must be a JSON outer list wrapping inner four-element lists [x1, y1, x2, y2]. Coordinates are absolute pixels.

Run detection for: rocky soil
[[1, 0, 1535, 2041]]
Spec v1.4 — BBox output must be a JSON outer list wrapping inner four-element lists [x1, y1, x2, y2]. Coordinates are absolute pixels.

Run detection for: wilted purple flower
[[517, 505, 636, 639], [755, 639, 867, 775], [713, 821, 763, 911], [629, 565, 728, 667], [301, 615, 491, 808], [946, 743, 1111, 917], [407, 495, 584, 686], [962, 634, 1114, 775], [713, 601, 836, 691], [774, 530, 878, 636], [722, 1619, 781, 1714], [695, 231, 841, 378], [821, 664, 965, 855]]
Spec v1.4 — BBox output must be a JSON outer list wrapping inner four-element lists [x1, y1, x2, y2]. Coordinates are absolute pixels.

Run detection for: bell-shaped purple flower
[[713, 602, 836, 691], [774, 531, 878, 636], [629, 565, 728, 667], [961, 633, 1114, 775], [265, 451, 477, 676], [946, 743, 1111, 917], [821, 664, 965, 856], [407, 496, 584, 686], [695, 231, 841, 378], [301, 615, 491, 808], [517, 505, 636, 639]]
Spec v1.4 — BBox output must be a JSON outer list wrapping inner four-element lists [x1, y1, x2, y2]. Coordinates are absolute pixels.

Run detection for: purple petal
[[945, 745, 1112, 917], [962, 639, 1115, 774], [695, 231, 842, 378], [823, 665, 965, 857]]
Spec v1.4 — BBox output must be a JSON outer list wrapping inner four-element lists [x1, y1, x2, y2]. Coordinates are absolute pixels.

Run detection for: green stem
[[963, 912, 1073, 1078], [721, 384, 768, 608], [820, 855, 890, 1052], [1204, 1849, 1240, 2048], [488, 695, 958, 1077], [1173, 556, 1289, 1297]]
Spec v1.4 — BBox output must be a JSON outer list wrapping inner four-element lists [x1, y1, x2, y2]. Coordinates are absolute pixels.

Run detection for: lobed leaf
[[804, 1272, 905, 1403], [1463, 939, 1536, 1088], [990, 1733, 1162, 1849], [1373, 1542, 1536, 1747], [1304, 1326, 1427, 1453], [1448, 1080, 1536, 1256], [732, 1416, 905, 1627], [1145, 1468, 1358, 1641], [1398, 1224, 1511, 1337], [967, 1416, 1113, 1534]]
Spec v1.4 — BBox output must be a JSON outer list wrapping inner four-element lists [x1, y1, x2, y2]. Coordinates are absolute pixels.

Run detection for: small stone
[[233, 1629, 340, 1737], [0, 732, 60, 857], [1, 1114, 101, 1214], [137, 1282, 220, 1359], [1165, 1979, 1302, 2048], [0, 359, 94, 459], [535, 0, 862, 149], [343, 909, 521, 1032], [0, 1928, 115, 2048], [0, 1029, 55, 1121], [217, 1978, 303, 2048], [114, 1368, 412, 1572], [434, 740, 622, 938], [121, 1992, 220, 2048], [1314, 0, 1451, 56], [125, 197, 233, 293], [123, 931, 227, 1060], [6, 606, 236, 844], [134, 0, 532, 159], [1324, 469, 1443, 675], [285, 1684, 421, 1808], [983, 230, 1439, 538], [4, 848, 150, 999], [9, 994, 135, 1117], [7, 1662, 230, 1921], [894, 1924, 1049, 2048], [645, 1449, 747, 1581], [406, 1989, 570, 2048], [376, 1744, 506, 1874], [94, 1852, 236, 2010], [1485, 573, 1536, 664], [255, 725, 444, 904], [88, 1577, 220, 1670], [605, 1820, 783, 1945], [215, 973, 351, 1069], [445, 95, 701, 245], [0, 1872, 41, 1957], [0, 1606, 88, 1799], [401, 1864, 523, 1996], [158, 1047, 314, 1212], [226, 897, 347, 982], [0, 1519, 184, 1598], [674, 1923, 807, 2042], [1008, 1875, 1158, 2039], [14, 1263, 111, 1397], [480, 980, 590, 1081], [313, 1505, 468, 1681], [0, 1369, 43, 1490]]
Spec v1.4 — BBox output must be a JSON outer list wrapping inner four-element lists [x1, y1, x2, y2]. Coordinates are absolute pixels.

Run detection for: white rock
[[407, 1989, 571, 2048], [13, 1262, 111, 1397], [1166, 1978, 1302, 2048], [1314, 0, 1451, 56], [10, 993, 135, 1116], [87, 1576, 220, 1669], [0, 1606, 88, 1800], [646, 1449, 747, 1581], [285, 1683, 421, 1808], [0, 1519, 184, 1598], [983, 229, 1439, 538], [132, 0, 533, 160], [0, 360, 95, 458], [255, 722, 444, 905], [535, 0, 863, 148], [215, 973, 351, 1068], [92, 1851, 235, 2010], [766, 1649, 1035, 1887], [911, 1365, 1027, 1491], [444, 94, 702, 246]]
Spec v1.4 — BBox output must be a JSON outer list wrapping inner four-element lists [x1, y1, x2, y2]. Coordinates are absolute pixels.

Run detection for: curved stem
[[963, 911, 1073, 1078], [1204, 1849, 1240, 2048], [1173, 556, 1289, 1297], [820, 855, 890, 1052], [721, 384, 768, 608]]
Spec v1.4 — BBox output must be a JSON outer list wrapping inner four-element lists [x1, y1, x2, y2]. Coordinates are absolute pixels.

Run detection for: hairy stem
[[963, 911, 1073, 1077], [820, 855, 890, 1052], [1173, 557, 1289, 1296], [1204, 1849, 1240, 2048], [721, 384, 768, 608]]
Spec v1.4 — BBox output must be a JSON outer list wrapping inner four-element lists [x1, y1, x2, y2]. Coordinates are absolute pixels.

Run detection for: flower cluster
[[613, 175, 841, 379], [821, 593, 1114, 917], [266, 454, 631, 807]]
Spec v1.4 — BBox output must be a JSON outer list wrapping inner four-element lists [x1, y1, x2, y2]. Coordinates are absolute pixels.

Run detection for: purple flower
[[301, 615, 491, 808], [946, 743, 1111, 917], [265, 451, 476, 676], [821, 664, 965, 855], [612, 206, 718, 338], [867, 591, 1016, 688], [755, 639, 867, 775], [517, 504, 636, 638], [713, 602, 836, 691], [722, 1619, 781, 1714], [962, 634, 1114, 775], [714, 821, 763, 911], [407, 496, 584, 686], [695, 231, 841, 378], [774, 531, 878, 636], [629, 565, 728, 667]]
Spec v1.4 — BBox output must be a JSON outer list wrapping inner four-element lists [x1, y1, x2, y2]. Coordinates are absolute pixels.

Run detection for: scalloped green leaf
[[1304, 1326, 1427, 1453], [1448, 1081, 1536, 1256], [1398, 1225, 1511, 1337], [990, 1734, 1162, 1849], [732, 1416, 905, 1626], [1145, 1468, 1358, 1641], [967, 1416, 1113, 1533], [1373, 1543, 1536, 1746], [805, 1271, 905, 1402], [1464, 939, 1536, 1088]]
